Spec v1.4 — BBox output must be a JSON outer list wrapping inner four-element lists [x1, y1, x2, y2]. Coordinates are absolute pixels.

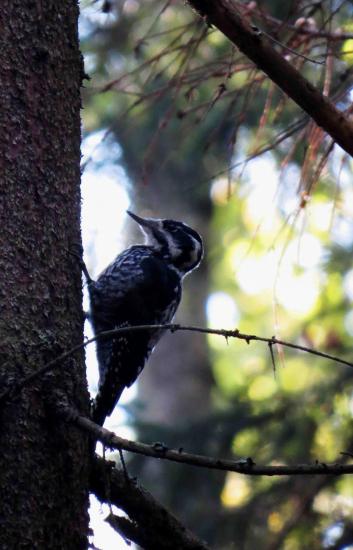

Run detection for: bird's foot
[[69, 242, 93, 285]]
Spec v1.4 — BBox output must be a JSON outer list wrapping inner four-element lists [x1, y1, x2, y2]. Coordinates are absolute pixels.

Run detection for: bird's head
[[127, 211, 203, 275]]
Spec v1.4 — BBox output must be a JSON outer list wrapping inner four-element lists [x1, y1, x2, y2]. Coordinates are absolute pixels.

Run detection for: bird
[[87, 211, 203, 426]]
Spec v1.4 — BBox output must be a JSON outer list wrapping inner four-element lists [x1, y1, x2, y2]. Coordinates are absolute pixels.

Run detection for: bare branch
[[250, 25, 324, 66], [186, 0, 353, 157], [1, 323, 352, 407], [90, 456, 211, 550], [58, 404, 353, 477], [235, 0, 353, 41]]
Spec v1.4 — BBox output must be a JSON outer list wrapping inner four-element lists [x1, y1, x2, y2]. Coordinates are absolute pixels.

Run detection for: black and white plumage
[[88, 211, 203, 426]]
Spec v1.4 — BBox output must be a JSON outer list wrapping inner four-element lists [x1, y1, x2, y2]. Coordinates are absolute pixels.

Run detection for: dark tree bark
[[0, 2, 89, 548]]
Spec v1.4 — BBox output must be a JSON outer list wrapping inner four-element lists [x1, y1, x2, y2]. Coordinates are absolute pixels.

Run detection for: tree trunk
[[0, 2, 89, 548]]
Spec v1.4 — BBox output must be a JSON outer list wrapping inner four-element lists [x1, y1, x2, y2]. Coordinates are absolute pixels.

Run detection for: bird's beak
[[127, 211, 158, 229]]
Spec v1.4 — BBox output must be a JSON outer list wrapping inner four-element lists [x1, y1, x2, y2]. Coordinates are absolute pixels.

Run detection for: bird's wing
[[92, 246, 180, 328], [90, 247, 181, 424]]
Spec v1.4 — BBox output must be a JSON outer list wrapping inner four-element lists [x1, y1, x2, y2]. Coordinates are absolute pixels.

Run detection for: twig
[[1, 323, 352, 406], [250, 25, 324, 65], [268, 341, 277, 377], [118, 449, 129, 483], [58, 404, 353, 477]]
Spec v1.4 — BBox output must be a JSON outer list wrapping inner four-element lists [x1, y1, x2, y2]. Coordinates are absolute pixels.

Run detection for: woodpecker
[[88, 211, 203, 426]]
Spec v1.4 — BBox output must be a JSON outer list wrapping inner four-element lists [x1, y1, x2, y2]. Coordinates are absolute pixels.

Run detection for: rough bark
[[0, 1, 89, 548]]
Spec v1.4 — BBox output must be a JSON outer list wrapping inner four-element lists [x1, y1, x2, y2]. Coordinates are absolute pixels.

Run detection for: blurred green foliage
[[81, 0, 353, 548]]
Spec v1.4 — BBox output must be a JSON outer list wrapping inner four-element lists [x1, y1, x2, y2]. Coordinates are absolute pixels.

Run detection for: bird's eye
[[166, 224, 178, 233]]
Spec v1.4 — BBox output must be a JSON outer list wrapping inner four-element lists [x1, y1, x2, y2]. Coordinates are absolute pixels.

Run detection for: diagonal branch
[[91, 455, 211, 550], [56, 403, 353, 477], [186, 0, 353, 157]]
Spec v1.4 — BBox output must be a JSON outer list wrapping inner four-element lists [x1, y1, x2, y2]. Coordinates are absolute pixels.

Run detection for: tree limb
[[90, 455, 211, 550], [57, 403, 353, 477], [186, 0, 353, 157]]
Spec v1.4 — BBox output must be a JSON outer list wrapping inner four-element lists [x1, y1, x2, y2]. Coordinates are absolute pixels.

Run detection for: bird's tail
[[91, 383, 125, 427]]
